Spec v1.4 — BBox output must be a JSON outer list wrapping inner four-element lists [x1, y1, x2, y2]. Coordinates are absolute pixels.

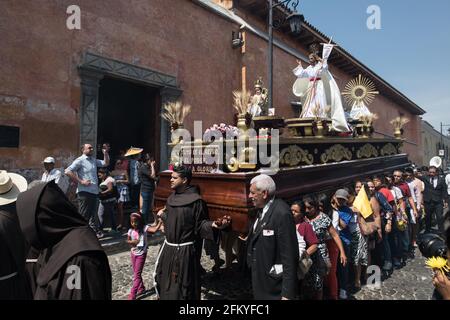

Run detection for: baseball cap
[[43, 157, 55, 164], [334, 189, 349, 201]]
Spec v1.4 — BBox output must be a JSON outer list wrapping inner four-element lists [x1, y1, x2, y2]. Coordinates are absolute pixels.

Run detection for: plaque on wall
[[0, 125, 20, 148]]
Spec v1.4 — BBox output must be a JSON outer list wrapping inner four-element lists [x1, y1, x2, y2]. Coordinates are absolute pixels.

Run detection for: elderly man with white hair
[[246, 174, 299, 300]]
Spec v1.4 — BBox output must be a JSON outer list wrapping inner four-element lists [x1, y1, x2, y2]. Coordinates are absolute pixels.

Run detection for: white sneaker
[[339, 289, 348, 300]]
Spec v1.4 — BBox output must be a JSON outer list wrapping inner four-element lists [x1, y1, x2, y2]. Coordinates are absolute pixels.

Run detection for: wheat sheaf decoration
[[161, 101, 191, 125], [390, 116, 410, 130], [360, 113, 379, 127], [342, 74, 379, 107], [232, 90, 251, 116]]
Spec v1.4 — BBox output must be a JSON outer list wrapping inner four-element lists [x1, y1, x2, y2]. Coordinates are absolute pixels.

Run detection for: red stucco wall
[[0, 0, 423, 177]]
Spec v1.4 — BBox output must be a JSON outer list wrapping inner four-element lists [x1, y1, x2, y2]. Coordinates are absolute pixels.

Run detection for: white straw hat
[[0, 170, 28, 206]]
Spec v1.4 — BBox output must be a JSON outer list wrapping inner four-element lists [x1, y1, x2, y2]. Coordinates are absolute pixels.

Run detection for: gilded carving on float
[[320, 144, 352, 163], [227, 157, 240, 172], [380, 143, 398, 156], [226, 146, 257, 172], [238, 147, 257, 170], [357, 143, 379, 159], [280, 145, 314, 167]]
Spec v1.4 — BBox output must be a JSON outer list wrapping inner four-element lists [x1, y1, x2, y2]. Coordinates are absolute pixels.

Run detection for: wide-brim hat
[[0, 170, 28, 206], [124, 147, 143, 157]]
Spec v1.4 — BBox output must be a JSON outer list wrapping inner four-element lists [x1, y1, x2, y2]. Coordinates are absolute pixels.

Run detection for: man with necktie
[[245, 174, 298, 300], [418, 166, 449, 233]]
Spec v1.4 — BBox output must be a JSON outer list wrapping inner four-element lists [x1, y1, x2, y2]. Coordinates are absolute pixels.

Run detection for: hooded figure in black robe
[[0, 203, 32, 300], [154, 167, 228, 300], [16, 181, 112, 300]]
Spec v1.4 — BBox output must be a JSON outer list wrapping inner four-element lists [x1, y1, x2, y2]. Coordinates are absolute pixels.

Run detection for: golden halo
[[342, 74, 379, 107]]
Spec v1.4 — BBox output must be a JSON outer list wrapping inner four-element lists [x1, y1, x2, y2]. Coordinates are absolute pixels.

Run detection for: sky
[[293, 0, 450, 132]]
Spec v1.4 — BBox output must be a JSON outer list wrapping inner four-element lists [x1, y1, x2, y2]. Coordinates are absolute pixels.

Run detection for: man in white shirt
[[41, 157, 68, 193], [41, 157, 60, 183], [41, 157, 70, 194]]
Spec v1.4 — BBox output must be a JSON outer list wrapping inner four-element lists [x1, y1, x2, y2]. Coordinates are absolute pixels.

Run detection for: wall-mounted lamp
[[286, 12, 304, 35], [232, 30, 244, 49]]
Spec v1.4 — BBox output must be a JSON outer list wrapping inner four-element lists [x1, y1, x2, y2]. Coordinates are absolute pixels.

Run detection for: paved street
[[352, 248, 434, 300], [107, 233, 252, 300], [106, 233, 434, 300]]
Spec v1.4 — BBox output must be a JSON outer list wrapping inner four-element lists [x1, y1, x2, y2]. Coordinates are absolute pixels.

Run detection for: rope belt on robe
[[153, 239, 195, 298]]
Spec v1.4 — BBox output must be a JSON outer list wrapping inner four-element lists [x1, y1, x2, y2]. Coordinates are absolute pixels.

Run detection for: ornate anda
[[227, 157, 240, 172], [280, 145, 314, 167], [380, 143, 398, 156], [320, 144, 352, 164], [357, 143, 379, 159], [227, 147, 257, 172]]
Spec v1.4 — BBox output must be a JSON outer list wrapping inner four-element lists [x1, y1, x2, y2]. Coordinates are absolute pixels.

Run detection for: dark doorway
[[97, 77, 160, 164]]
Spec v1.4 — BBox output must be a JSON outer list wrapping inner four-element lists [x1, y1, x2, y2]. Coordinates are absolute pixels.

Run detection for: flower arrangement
[[161, 101, 191, 129], [203, 123, 239, 141]]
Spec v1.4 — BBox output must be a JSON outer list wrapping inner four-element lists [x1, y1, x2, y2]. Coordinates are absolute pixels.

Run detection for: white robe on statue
[[293, 62, 328, 119], [350, 102, 371, 120], [292, 45, 350, 132]]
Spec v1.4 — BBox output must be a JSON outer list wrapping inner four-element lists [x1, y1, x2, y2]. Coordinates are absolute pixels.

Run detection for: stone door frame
[[78, 52, 182, 169]]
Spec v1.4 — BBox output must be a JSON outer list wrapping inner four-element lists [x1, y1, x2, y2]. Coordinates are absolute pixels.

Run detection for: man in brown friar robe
[[154, 166, 229, 300], [16, 180, 112, 300], [0, 170, 31, 300]]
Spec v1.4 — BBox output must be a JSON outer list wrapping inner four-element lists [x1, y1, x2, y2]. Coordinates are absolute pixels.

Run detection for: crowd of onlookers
[[2, 141, 450, 300], [40, 143, 158, 239], [32, 148, 450, 300], [287, 165, 450, 299]]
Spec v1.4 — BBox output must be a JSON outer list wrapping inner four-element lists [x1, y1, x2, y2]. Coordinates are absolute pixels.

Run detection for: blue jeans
[[381, 219, 392, 270], [337, 241, 351, 292], [390, 219, 409, 262], [140, 191, 154, 224]]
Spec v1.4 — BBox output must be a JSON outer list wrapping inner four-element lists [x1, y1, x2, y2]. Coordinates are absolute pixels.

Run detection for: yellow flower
[[425, 256, 450, 273]]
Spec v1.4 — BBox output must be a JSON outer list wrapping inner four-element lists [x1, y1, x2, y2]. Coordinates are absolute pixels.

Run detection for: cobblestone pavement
[[107, 236, 433, 300], [107, 232, 252, 300], [352, 248, 434, 300]]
